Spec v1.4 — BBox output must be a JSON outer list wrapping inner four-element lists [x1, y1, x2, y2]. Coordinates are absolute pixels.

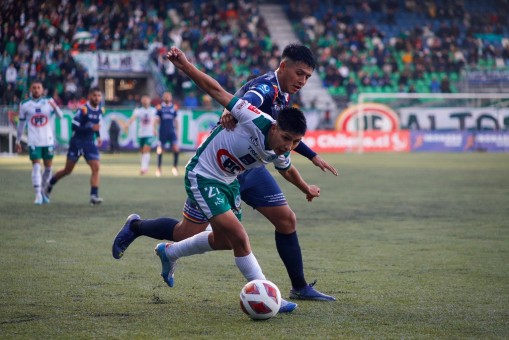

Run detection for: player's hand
[[15, 143, 22, 153], [92, 124, 100, 131], [220, 110, 237, 130], [311, 155, 338, 176], [306, 185, 320, 202], [166, 47, 188, 69], [96, 137, 103, 147]]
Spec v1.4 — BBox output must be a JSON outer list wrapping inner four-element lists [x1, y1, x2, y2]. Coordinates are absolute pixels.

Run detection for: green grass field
[[1, 152, 508, 339]]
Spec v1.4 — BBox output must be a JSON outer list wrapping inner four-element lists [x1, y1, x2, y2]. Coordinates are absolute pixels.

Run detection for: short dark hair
[[282, 43, 316, 70], [89, 87, 101, 94], [31, 79, 43, 86], [277, 107, 307, 136]]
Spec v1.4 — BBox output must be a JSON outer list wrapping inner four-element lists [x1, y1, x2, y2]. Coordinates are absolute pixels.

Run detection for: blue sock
[[131, 217, 178, 240], [91, 186, 98, 196], [157, 153, 162, 168], [173, 152, 179, 167], [275, 231, 307, 289]]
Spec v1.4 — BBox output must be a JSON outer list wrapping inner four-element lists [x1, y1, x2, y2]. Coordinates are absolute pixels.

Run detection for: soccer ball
[[239, 279, 282, 320]]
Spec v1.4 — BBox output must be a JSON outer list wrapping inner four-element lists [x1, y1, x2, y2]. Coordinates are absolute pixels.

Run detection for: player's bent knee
[[274, 210, 297, 234]]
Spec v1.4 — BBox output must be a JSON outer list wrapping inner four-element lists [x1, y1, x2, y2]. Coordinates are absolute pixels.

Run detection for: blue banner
[[410, 131, 509, 152]]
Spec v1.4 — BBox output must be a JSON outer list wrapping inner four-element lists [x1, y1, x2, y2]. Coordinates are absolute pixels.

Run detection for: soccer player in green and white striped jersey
[[147, 47, 321, 313], [16, 80, 63, 204]]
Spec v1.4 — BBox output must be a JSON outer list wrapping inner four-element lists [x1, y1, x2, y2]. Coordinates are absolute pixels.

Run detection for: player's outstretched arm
[[167, 47, 233, 108], [278, 165, 320, 202], [311, 154, 338, 176]]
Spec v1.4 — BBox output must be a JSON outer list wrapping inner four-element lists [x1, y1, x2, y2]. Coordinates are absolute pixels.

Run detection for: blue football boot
[[155, 242, 177, 287], [289, 280, 336, 301], [112, 214, 140, 259]]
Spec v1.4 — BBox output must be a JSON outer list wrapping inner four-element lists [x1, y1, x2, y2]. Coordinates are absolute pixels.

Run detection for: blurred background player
[[44, 88, 104, 205], [108, 118, 121, 154], [124, 95, 158, 175], [113, 44, 337, 301], [16, 80, 63, 204], [155, 92, 180, 177]]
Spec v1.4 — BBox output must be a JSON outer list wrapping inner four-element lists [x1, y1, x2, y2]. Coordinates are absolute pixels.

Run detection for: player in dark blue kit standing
[[155, 91, 180, 177], [45, 88, 104, 205], [113, 44, 338, 304]]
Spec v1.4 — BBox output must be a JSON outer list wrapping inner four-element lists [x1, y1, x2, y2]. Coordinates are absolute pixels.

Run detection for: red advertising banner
[[301, 130, 410, 152], [197, 130, 410, 153]]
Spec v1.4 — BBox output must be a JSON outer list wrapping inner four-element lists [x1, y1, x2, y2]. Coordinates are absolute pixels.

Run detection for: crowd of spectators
[[1, 0, 508, 108], [0, 0, 288, 108], [286, 0, 509, 100]]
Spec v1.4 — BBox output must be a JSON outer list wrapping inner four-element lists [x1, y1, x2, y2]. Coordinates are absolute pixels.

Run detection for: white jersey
[[132, 106, 157, 137], [18, 97, 56, 147], [186, 97, 291, 185]]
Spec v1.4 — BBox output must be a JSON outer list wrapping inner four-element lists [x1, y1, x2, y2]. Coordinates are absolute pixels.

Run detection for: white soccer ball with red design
[[239, 279, 282, 320]]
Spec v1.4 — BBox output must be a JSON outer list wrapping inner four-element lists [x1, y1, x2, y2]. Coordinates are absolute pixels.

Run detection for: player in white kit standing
[[124, 95, 158, 175], [16, 80, 63, 204]]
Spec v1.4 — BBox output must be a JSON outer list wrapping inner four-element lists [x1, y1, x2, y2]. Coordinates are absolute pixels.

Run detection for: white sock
[[166, 231, 213, 261], [32, 163, 42, 195], [42, 167, 52, 189], [235, 252, 266, 281], [141, 153, 150, 171]]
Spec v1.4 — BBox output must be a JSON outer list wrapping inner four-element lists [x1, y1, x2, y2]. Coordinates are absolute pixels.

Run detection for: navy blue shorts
[[182, 166, 287, 223], [67, 138, 100, 162], [159, 132, 177, 148], [238, 167, 287, 208]]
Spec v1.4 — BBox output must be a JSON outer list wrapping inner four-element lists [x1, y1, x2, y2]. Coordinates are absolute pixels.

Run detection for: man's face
[[89, 91, 102, 106], [30, 83, 44, 98], [163, 92, 172, 103], [277, 60, 313, 94], [268, 124, 303, 155], [141, 96, 150, 107]]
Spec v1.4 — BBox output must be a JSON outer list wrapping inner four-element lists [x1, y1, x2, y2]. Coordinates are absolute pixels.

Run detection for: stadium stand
[[1, 0, 508, 108], [284, 0, 509, 104]]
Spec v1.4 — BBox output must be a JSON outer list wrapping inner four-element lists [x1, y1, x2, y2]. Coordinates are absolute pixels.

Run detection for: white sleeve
[[228, 98, 273, 124], [17, 104, 26, 142], [273, 154, 292, 171], [49, 98, 64, 119]]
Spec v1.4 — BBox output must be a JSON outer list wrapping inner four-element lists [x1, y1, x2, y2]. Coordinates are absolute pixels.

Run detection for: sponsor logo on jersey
[[239, 153, 257, 165], [248, 105, 263, 115], [257, 84, 271, 94], [234, 194, 241, 208], [236, 100, 248, 110], [273, 104, 283, 113], [249, 136, 259, 146], [247, 145, 262, 162], [272, 85, 279, 103], [216, 149, 245, 174], [30, 114, 49, 127]]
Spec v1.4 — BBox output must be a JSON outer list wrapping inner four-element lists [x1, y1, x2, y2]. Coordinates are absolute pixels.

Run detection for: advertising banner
[[195, 131, 411, 153], [410, 131, 474, 152], [409, 131, 509, 152], [55, 108, 221, 151], [473, 132, 509, 152], [399, 107, 509, 131], [73, 50, 151, 73], [302, 131, 410, 152]]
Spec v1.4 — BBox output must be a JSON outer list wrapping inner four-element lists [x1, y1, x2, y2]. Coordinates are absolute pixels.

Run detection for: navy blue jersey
[[234, 71, 288, 119], [156, 102, 178, 135], [235, 71, 317, 159], [71, 103, 104, 141]]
